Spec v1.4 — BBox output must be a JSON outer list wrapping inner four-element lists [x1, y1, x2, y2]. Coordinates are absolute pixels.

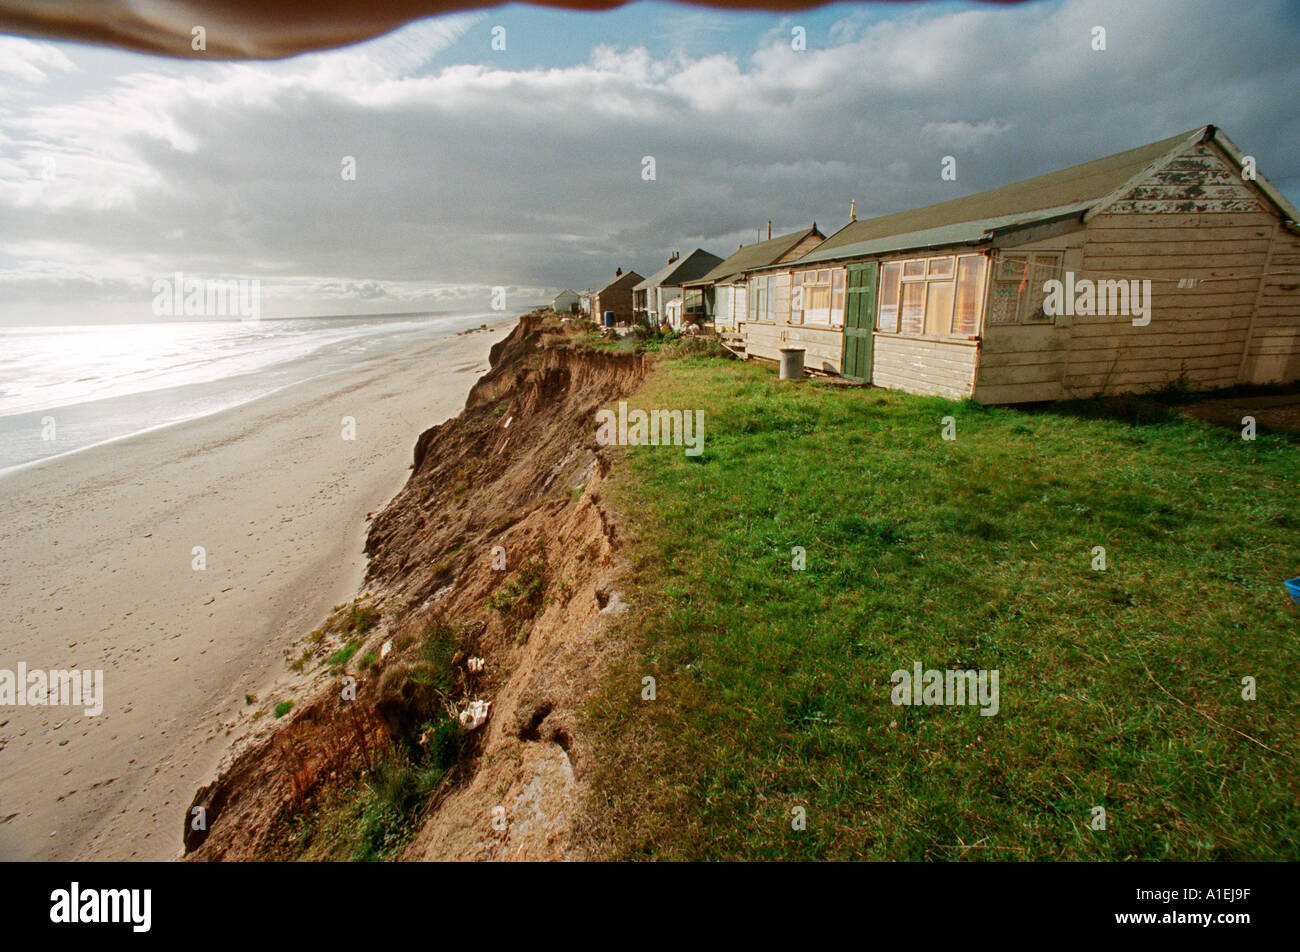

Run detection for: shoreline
[[0, 316, 516, 861], [0, 312, 510, 478]]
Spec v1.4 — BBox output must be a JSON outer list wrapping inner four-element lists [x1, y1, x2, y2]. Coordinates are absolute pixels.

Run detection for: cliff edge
[[183, 313, 649, 860]]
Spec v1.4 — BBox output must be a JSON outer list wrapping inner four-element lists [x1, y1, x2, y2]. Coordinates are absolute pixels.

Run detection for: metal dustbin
[[603, 310, 615, 328], [779, 347, 806, 380]]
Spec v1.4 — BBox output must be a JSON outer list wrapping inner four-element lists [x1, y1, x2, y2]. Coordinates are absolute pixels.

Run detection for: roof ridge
[[815, 127, 1206, 254]]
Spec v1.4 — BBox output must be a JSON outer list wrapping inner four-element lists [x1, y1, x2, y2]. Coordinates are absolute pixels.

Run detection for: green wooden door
[[842, 262, 878, 382]]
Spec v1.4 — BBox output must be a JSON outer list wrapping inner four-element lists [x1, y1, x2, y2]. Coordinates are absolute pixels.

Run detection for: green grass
[[577, 325, 729, 358], [588, 356, 1299, 861], [326, 641, 360, 674], [273, 700, 293, 719]]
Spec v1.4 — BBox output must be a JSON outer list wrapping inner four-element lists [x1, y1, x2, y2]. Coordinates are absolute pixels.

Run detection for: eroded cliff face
[[184, 314, 648, 860]]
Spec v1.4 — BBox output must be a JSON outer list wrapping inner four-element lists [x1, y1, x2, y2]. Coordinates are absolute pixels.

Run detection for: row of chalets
[[553, 125, 1299, 404]]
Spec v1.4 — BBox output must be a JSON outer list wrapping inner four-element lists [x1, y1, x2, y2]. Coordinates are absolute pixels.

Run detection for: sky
[[0, 0, 1297, 324]]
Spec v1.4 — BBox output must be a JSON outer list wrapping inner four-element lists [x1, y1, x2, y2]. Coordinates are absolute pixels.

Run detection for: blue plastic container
[[603, 310, 615, 327], [1285, 577, 1300, 603]]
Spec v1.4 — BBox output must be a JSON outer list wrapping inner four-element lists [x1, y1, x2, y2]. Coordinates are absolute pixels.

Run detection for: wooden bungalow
[[590, 269, 643, 325], [737, 125, 1300, 402], [632, 249, 724, 327], [551, 289, 580, 314], [681, 225, 825, 333]]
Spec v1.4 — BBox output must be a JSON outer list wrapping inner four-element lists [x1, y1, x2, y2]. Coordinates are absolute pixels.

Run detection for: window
[[876, 252, 989, 337], [952, 256, 984, 335], [748, 275, 777, 323], [900, 282, 926, 335], [791, 268, 845, 325], [988, 253, 1063, 324], [1024, 257, 1058, 322], [805, 282, 831, 311], [877, 262, 901, 332], [928, 256, 955, 279], [924, 280, 954, 335]]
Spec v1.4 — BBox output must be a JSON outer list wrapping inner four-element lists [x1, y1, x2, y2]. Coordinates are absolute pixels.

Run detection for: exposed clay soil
[[183, 314, 649, 860]]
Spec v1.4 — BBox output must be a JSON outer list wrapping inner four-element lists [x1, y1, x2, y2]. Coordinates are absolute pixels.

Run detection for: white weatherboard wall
[[975, 140, 1299, 403], [1062, 142, 1280, 398], [872, 335, 979, 399], [973, 233, 1084, 404], [742, 271, 847, 373], [1243, 226, 1300, 384], [743, 272, 793, 362], [781, 324, 844, 374]]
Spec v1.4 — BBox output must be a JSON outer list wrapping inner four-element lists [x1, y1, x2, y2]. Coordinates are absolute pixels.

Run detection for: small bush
[[488, 544, 549, 619], [348, 602, 379, 636], [327, 641, 360, 673]]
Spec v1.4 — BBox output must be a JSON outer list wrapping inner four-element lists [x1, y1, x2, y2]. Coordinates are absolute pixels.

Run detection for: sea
[[0, 311, 507, 475]]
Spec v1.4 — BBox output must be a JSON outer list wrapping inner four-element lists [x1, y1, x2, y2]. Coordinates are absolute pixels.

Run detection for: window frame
[[791, 266, 846, 327], [987, 252, 1064, 325], [875, 251, 990, 339], [747, 273, 778, 324]]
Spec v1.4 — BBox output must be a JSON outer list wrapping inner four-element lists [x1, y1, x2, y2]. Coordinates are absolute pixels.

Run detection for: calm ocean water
[[0, 312, 504, 474]]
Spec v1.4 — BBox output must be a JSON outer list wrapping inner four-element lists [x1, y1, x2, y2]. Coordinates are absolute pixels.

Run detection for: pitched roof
[[596, 270, 644, 293], [795, 204, 1090, 266], [798, 127, 1210, 265], [633, 248, 725, 292], [684, 226, 823, 287]]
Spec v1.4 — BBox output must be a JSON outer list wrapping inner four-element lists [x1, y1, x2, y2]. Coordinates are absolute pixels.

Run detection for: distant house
[[737, 125, 1300, 400], [632, 249, 724, 327], [552, 289, 580, 314], [578, 290, 593, 315], [681, 225, 824, 333], [590, 269, 644, 325]]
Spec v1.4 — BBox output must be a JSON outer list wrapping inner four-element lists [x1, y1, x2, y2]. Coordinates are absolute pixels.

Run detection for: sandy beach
[[0, 317, 514, 861]]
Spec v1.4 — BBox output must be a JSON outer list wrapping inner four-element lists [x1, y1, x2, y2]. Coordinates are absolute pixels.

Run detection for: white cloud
[[0, 36, 77, 84], [0, 0, 1296, 324]]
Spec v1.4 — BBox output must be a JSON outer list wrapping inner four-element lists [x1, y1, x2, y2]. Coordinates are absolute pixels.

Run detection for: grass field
[[586, 356, 1299, 860]]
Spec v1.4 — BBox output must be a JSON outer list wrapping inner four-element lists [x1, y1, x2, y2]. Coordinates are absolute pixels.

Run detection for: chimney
[[767, 220, 772, 240], [615, 267, 622, 276], [850, 199, 856, 222]]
